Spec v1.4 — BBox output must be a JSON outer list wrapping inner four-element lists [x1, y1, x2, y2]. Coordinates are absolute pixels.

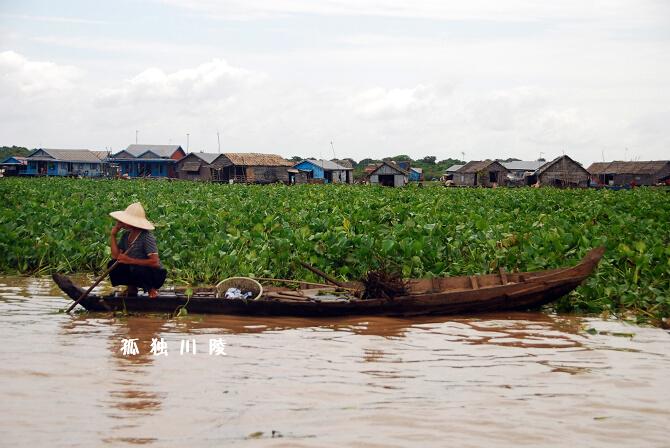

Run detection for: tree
[[289, 156, 303, 162], [387, 154, 413, 162], [421, 156, 437, 164], [0, 146, 30, 160]]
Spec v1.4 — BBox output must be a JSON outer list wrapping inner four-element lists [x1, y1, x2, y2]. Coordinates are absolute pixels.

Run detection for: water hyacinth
[[0, 178, 668, 323]]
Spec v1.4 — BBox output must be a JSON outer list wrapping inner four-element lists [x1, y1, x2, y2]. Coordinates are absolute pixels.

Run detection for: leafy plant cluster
[[1, 178, 668, 323]]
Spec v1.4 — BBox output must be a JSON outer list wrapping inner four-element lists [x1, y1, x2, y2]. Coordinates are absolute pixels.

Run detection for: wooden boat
[[53, 247, 605, 317]]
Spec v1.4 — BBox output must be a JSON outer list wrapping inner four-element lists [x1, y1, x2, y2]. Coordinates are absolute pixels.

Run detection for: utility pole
[[135, 130, 138, 144], [217, 131, 221, 153], [461, 151, 465, 162], [186, 133, 190, 153], [330, 141, 336, 159]]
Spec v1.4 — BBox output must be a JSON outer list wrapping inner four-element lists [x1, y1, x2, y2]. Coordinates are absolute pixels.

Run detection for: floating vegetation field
[[1, 178, 668, 323]]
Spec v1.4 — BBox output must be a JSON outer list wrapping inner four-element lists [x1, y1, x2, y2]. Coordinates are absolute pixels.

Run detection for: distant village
[[1, 144, 669, 188]]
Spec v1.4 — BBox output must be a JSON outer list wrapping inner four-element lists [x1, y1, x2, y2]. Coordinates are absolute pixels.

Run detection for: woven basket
[[215, 277, 263, 300]]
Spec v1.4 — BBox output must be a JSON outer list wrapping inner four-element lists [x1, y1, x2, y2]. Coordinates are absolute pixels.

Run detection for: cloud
[[158, 0, 669, 26], [95, 58, 266, 106], [0, 14, 108, 25], [0, 51, 83, 97], [348, 84, 438, 119]]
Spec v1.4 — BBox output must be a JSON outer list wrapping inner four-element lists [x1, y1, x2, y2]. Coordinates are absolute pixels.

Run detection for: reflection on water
[[1, 276, 669, 447]]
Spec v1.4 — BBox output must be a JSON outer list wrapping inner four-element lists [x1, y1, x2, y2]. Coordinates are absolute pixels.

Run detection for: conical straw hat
[[109, 202, 155, 230]]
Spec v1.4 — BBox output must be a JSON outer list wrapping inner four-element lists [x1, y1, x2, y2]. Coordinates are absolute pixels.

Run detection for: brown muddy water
[[0, 276, 668, 447]]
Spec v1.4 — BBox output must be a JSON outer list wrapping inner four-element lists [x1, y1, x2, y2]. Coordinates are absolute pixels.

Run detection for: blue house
[[292, 159, 353, 184], [409, 167, 423, 181], [110, 144, 186, 178], [24, 149, 104, 176], [0, 156, 27, 176]]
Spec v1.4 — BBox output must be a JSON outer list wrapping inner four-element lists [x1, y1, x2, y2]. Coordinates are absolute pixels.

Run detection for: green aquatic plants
[[0, 178, 668, 324]]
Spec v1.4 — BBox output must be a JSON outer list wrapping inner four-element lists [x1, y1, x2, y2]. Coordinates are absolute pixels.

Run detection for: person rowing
[[109, 202, 167, 298]]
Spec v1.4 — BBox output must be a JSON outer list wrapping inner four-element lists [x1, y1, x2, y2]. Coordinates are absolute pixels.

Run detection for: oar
[[298, 261, 347, 288], [66, 240, 138, 313], [65, 262, 120, 313]]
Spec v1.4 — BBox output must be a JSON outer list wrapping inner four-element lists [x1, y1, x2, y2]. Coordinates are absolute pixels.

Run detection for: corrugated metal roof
[[190, 152, 221, 164], [91, 150, 110, 161], [123, 144, 183, 158], [0, 156, 27, 165], [445, 164, 464, 172], [587, 161, 669, 175], [410, 167, 423, 173], [458, 160, 507, 173], [224, 153, 293, 166], [302, 159, 353, 170], [502, 160, 544, 171], [28, 149, 103, 163]]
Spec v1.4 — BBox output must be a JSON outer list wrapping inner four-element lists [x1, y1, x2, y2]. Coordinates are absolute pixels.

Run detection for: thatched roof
[[368, 160, 409, 176], [587, 161, 669, 175], [331, 158, 354, 169], [224, 153, 292, 166], [535, 155, 589, 176]]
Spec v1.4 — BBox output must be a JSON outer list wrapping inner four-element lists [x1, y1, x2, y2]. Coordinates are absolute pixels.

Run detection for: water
[[1, 276, 668, 447]]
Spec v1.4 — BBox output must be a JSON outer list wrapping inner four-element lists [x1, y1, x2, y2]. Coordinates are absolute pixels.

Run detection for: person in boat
[[108, 202, 167, 298]]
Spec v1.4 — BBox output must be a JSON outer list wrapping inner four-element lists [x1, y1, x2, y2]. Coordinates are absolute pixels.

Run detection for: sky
[[1, 0, 668, 164]]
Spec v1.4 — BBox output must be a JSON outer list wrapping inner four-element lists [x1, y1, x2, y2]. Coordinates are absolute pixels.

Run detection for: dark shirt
[[119, 230, 162, 267]]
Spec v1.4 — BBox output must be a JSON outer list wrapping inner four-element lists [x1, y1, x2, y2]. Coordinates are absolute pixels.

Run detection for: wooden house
[[368, 161, 409, 187], [531, 155, 590, 187], [175, 152, 222, 181], [211, 153, 293, 184], [587, 161, 670, 186], [292, 159, 354, 184], [454, 160, 509, 187], [24, 149, 104, 177], [111, 144, 185, 178], [0, 156, 27, 176]]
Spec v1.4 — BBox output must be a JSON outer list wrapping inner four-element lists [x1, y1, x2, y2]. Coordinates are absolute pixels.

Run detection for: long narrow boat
[[53, 247, 605, 317]]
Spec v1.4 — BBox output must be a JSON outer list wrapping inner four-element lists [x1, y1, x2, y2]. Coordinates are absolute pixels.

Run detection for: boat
[[53, 247, 605, 317]]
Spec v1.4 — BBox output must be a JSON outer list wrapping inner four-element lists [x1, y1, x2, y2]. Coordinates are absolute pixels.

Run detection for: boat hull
[[53, 247, 605, 317]]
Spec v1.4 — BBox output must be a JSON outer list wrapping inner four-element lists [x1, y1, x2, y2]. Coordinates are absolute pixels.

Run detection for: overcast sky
[[1, 0, 668, 164]]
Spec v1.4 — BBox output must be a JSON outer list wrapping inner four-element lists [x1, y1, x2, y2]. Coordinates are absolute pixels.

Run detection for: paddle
[[65, 240, 138, 314]]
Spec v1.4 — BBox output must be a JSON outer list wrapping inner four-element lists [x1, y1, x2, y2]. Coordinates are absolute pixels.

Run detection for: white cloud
[[348, 84, 438, 119], [95, 58, 266, 106], [0, 51, 83, 97], [159, 0, 669, 25]]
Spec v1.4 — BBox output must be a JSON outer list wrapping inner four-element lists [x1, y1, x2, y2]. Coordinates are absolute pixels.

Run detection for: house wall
[[610, 164, 670, 185], [293, 161, 325, 179], [25, 160, 101, 176], [247, 166, 290, 184], [538, 159, 590, 187], [117, 160, 171, 177], [453, 173, 477, 186], [369, 173, 407, 187]]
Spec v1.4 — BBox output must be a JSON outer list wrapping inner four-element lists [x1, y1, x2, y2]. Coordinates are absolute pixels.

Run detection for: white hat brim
[[109, 211, 155, 230]]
